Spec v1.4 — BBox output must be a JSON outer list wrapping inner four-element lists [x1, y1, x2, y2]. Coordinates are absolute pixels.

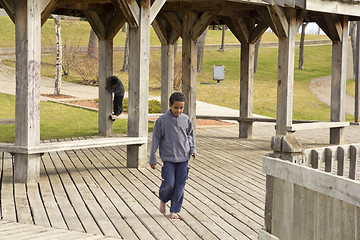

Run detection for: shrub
[[122, 98, 160, 113], [148, 99, 161, 113]]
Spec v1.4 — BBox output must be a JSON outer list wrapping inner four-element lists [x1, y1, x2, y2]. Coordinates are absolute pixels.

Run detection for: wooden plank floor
[[1, 124, 360, 239]]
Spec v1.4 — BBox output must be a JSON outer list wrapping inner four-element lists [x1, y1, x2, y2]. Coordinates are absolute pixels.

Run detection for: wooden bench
[[0, 137, 147, 155], [0, 119, 15, 125], [287, 121, 349, 132], [196, 115, 316, 124], [111, 113, 162, 120]]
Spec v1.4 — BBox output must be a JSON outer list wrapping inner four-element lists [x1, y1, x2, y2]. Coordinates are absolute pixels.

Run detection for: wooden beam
[[249, 19, 268, 44], [40, 0, 56, 26], [127, 0, 150, 168], [112, 0, 139, 27], [149, 0, 166, 24], [14, 0, 43, 183], [84, 10, 125, 40], [98, 39, 114, 136], [0, 0, 15, 22], [0, 137, 147, 154], [276, 8, 296, 135], [268, 6, 288, 39], [152, 17, 169, 44], [240, 42, 255, 138], [258, 7, 279, 38], [232, 17, 249, 43], [295, 10, 307, 30], [224, 17, 246, 43], [324, 14, 342, 42], [192, 11, 218, 41], [106, 12, 126, 39], [152, 15, 180, 45], [83, 11, 106, 39], [161, 43, 175, 113], [182, 11, 197, 129], [163, 12, 182, 36], [168, 28, 179, 44], [287, 121, 349, 132], [330, 17, 348, 144]]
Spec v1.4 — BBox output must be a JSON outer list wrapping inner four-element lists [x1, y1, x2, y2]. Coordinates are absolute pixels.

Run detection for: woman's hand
[[150, 163, 156, 169]]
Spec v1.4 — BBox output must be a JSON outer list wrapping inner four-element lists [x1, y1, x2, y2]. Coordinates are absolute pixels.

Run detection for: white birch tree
[[53, 15, 62, 96]]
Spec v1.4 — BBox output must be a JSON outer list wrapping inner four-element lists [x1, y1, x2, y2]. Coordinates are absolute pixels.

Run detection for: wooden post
[[240, 42, 255, 138], [330, 19, 348, 144], [276, 12, 296, 135], [98, 39, 114, 136], [161, 43, 175, 113], [354, 21, 360, 124], [182, 11, 197, 129], [14, 0, 43, 183], [127, 1, 150, 168]]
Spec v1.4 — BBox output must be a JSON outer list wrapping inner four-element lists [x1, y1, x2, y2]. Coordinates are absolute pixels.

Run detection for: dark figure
[[106, 76, 125, 116]]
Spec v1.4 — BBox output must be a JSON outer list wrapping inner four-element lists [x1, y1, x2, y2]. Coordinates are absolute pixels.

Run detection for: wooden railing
[[0, 119, 15, 125], [262, 143, 360, 240], [303, 143, 359, 179]]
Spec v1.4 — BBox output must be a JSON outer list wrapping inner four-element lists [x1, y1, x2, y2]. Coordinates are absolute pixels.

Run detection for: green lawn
[[0, 93, 156, 143]]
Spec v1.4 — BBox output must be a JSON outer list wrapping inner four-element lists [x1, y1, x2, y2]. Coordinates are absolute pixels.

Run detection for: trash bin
[[213, 65, 225, 83]]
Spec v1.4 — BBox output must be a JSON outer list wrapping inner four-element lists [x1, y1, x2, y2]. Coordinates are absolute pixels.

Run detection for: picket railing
[[262, 143, 360, 240]]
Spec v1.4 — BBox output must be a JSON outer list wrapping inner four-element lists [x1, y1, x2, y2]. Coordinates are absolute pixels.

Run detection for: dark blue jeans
[[159, 161, 189, 213], [113, 94, 124, 115]]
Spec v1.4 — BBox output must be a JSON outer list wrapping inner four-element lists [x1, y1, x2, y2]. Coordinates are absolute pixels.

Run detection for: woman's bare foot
[[170, 212, 180, 219], [159, 201, 166, 215]]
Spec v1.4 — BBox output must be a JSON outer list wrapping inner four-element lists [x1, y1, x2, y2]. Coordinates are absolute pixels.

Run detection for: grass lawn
[[0, 93, 154, 143]]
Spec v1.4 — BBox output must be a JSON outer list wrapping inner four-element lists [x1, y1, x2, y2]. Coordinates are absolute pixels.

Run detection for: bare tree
[[122, 23, 129, 72], [88, 28, 98, 58], [197, 27, 208, 73], [53, 15, 62, 96], [350, 21, 357, 79], [254, 36, 262, 73], [298, 22, 308, 70]]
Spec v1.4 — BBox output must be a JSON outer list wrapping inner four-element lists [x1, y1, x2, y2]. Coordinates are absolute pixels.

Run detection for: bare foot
[[159, 201, 166, 215], [170, 212, 180, 219]]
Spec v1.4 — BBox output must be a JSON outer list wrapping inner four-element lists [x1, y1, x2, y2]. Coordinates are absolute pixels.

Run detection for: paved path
[[308, 42, 356, 116]]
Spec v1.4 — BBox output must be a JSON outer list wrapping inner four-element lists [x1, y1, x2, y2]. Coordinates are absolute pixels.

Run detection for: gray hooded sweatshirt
[[149, 110, 196, 164]]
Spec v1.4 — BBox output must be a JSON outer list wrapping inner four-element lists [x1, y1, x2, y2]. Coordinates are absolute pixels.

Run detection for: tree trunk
[[88, 28, 98, 58], [122, 23, 129, 72], [350, 21, 357, 80], [254, 36, 262, 73], [219, 25, 226, 52], [298, 22, 308, 70], [197, 27, 208, 73], [53, 15, 62, 96]]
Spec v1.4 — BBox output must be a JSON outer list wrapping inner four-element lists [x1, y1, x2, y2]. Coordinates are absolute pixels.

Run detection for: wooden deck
[[1, 124, 360, 239]]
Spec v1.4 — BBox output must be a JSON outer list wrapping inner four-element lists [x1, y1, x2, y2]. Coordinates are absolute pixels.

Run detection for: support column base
[[270, 135, 304, 163], [14, 153, 41, 183], [127, 144, 148, 168], [330, 127, 344, 145], [239, 121, 253, 138]]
